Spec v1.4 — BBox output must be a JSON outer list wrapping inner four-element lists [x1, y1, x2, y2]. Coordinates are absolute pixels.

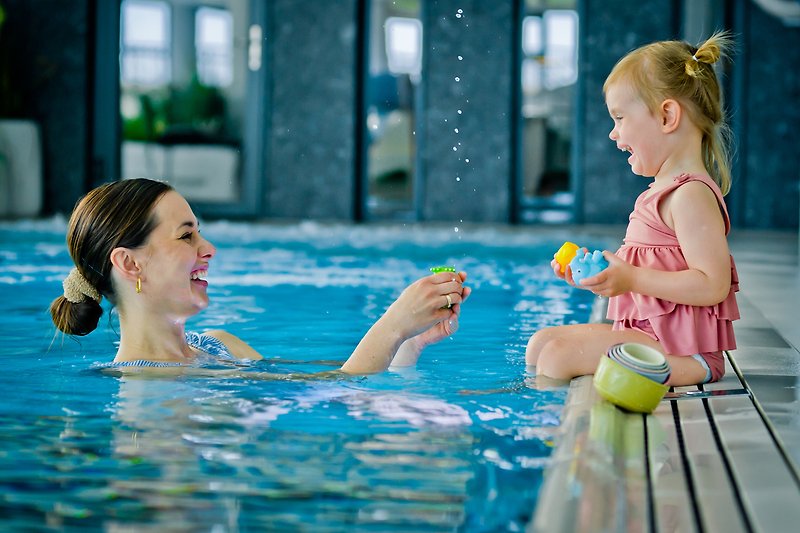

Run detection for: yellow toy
[[554, 241, 580, 273]]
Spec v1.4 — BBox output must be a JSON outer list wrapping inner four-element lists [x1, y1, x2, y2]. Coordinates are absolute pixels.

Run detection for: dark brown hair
[[50, 178, 173, 335]]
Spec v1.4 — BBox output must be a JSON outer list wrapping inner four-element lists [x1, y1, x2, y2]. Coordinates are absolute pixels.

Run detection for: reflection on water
[[0, 220, 606, 530]]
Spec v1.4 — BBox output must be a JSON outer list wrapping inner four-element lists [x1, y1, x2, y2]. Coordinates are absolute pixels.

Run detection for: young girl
[[526, 31, 739, 386]]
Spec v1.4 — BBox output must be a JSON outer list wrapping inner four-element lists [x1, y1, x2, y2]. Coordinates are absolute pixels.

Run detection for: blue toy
[[569, 250, 608, 283]]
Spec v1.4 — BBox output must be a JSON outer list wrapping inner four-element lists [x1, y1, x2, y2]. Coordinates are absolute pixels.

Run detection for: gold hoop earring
[[136, 277, 142, 294]]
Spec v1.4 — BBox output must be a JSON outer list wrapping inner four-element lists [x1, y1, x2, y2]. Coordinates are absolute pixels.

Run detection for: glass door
[[364, 0, 421, 220], [518, 0, 579, 223], [118, 0, 264, 216]]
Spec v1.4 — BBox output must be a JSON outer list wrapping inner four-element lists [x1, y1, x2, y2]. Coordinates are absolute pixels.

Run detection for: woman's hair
[[50, 178, 174, 335], [603, 31, 735, 195]]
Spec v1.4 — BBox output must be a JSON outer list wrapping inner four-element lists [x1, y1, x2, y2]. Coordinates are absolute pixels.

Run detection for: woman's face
[[605, 81, 666, 178], [137, 191, 216, 319]]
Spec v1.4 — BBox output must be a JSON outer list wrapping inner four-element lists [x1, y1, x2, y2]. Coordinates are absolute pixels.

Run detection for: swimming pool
[[0, 219, 605, 531]]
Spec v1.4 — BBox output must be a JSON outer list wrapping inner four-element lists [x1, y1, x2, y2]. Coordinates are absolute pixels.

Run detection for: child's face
[[605, 82, 667, 178]]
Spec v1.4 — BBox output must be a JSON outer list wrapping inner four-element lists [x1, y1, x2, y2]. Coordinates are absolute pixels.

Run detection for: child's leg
[[526, 323, 712, 385], [525, 323, 663, 380], [662, 354, 711, 387]]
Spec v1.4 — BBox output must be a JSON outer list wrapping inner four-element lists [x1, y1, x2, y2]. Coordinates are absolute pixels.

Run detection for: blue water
[[0, 220, 604, 531]]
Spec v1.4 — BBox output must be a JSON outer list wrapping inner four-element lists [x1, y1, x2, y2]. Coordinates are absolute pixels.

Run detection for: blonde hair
[[603, 31, 735, 195]]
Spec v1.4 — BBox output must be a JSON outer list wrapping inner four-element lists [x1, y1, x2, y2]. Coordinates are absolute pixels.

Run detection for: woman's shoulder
[[193, 330, 264, 361]]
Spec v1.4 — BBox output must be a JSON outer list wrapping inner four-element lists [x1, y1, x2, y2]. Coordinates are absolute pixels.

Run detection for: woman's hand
[[342, 270, 470, 374], [389, 271, 471, 368], [385, 270, 469, 340], [413, 271, 470, 346]]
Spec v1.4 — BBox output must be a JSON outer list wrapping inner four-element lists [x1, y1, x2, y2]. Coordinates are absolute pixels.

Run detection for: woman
[[51, 178, 470, 374]]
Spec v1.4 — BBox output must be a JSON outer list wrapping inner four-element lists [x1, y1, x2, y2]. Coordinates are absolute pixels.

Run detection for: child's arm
[[580, 182, 732, 306]]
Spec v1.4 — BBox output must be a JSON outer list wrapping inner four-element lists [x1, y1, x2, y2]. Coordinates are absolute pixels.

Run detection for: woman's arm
[[341, 271, 469, 374], [205, 271, 469, 375]]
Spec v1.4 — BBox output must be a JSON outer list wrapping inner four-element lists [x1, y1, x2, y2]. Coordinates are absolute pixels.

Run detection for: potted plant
[[0, 0, 43, 218]]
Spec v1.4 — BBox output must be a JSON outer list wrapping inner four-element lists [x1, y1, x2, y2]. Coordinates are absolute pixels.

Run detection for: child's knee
[[534, 337, 575, 379], [526, 329, 556, 365]]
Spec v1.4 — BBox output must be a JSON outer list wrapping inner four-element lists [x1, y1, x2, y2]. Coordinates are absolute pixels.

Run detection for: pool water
[[0, 220, 603, 531]]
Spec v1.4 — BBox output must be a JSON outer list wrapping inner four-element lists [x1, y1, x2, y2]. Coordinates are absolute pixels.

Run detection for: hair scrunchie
[[63, 267, 102, 304]]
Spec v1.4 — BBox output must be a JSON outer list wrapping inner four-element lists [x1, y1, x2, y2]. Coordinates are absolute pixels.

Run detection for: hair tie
[[63, 267, 102, 304]]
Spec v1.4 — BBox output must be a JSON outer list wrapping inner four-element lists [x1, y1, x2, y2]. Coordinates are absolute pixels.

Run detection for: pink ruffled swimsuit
[[606, 173, 740, 381]]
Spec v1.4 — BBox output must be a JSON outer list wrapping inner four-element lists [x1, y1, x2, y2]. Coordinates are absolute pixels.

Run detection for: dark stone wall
[[0, 0, 91, 215], [734, 1, 800, 229], [265, 0, 358, 219], [4, 0, 798, 229], [420, 0, 515, 223], [578, 0, 678, 224]]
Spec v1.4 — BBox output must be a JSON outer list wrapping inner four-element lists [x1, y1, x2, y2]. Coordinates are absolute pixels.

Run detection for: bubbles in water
[[465, 158, 470, 163], [457, 109, 462, 115], [456, 177, 461, 182], [454, 128, 459, 134], [454, 227, 460, 233], [452, 146, 458, 151], [454, 76, 460, 82], [458, 55, 463, 61], [456, 9, 463, 19]]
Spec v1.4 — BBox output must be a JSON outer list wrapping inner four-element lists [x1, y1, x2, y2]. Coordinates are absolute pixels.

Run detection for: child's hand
[[551, 247, 588, 284], [550, 258, 567, 280], [576, 251, 635, 297]]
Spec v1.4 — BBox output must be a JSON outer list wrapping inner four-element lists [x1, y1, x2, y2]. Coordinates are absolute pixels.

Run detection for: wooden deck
[[529, 349, 800, 532]]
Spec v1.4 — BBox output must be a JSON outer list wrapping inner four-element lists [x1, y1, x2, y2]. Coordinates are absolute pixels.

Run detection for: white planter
[[0, 119, 43, 217]]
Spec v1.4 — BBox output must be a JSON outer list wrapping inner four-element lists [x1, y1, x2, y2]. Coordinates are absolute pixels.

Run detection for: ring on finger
[[445, 294, 453, 308]]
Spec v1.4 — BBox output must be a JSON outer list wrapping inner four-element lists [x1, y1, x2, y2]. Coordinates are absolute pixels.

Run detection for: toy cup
[[607, 343, 671, 384], [593, 343, 671, 413], [593, 356, 669, 414]]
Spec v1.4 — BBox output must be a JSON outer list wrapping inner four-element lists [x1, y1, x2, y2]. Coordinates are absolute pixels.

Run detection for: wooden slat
[[707, 394, 800, 532], [674, 397, 750, 531], [649, 394, 698, 532]]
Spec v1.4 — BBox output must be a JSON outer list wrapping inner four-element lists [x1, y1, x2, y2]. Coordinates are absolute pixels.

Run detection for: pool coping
[[529, 293, 800, 531]]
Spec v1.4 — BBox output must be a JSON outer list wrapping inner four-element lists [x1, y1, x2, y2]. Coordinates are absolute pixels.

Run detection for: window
[[519, 2, 579, 223], [121, 0, 171, 86], [364, 0, 421, 220], [195, 7, 234, 87], [384, 17, 422, 79]]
